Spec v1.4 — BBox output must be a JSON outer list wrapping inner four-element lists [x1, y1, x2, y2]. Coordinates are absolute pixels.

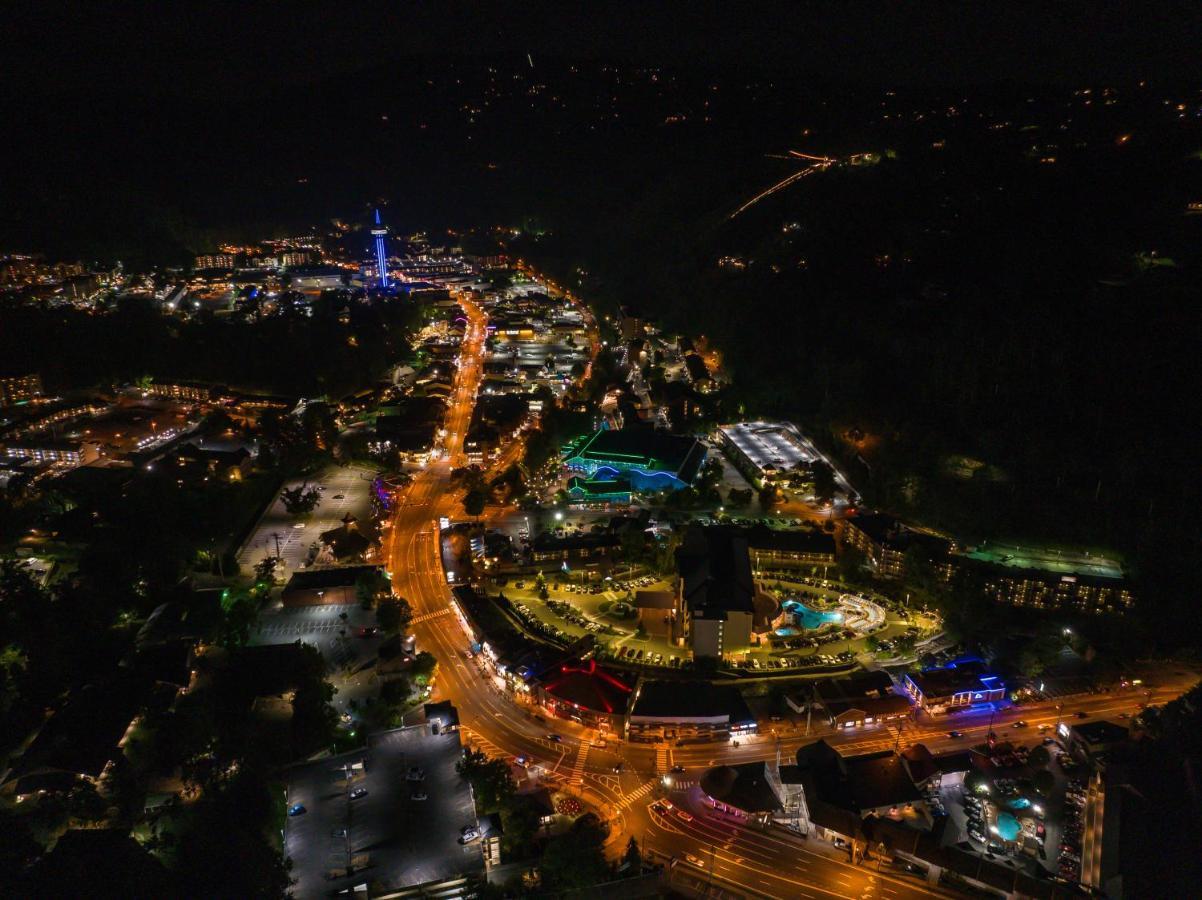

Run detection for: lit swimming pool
[[781, 599, 844, 631], [995, 812, 1021, 842]]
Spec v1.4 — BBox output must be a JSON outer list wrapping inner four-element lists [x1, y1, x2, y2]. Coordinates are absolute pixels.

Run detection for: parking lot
[[284, 726, 484, 898], [937, 737, 1080, 879], [250, 603, 384, 715], [237, 463, 377, 577]]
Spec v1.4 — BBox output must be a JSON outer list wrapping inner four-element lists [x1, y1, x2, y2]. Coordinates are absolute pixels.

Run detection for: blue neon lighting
[[372, 208, 389, 287]]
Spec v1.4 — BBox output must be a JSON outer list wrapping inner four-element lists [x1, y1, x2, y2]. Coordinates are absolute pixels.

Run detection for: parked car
[[350, 787, 368, 800]]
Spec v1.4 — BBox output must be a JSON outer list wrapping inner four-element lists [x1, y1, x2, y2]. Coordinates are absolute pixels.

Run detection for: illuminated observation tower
[[371, 209, 390, 287]]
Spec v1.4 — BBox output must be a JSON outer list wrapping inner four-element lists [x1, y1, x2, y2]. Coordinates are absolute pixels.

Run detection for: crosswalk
[[411, 607, 450, 625], [616, 778, 658, 810], [570, 741, 591, 784], [459, 726, 506, 760], [656, 744, 669, 774]]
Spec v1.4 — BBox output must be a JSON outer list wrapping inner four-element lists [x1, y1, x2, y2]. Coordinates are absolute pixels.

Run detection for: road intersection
[[381, 294, 1192, 898]]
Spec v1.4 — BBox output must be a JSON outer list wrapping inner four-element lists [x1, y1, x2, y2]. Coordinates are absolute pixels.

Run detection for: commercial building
[[786, 671, 912, 729], [528, 532, 620, 570], [0, 371, 43, 406], [633, 589, 679, 639], [3, 440, 100, 467], [287, 265, 347, 291], [843, 513, 917, 578], [194, 253, 237, 269], [562, 426, 706, 493], [1061, 720, 1129, 761], [791, 740, 930, 841], [532, 656, 633, 734], [566, 474, 632, 504], [280, 565, 385, 607], [977, 568, 1134, 615], [143, 381, 212, 403], [719, 420, 815, 486], [627, 680, 756, 742], [742, 525, 837, 569], [902, 662, 1005, 714], [676, 526, 756, 659], [617, 304, 645, 340]]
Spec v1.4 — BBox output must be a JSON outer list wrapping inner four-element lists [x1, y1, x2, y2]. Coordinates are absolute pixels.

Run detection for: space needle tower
[[371, 209, 390, 287]]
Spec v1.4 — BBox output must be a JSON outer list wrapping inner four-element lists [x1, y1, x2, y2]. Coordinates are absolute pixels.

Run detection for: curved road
[[384, 295, 1193, 899]]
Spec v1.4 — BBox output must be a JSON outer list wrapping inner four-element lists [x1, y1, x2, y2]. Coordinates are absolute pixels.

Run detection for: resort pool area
[[995, 812, 1021, 842], [1006, 797, 1031, 811], [781, 600, 843, 631]]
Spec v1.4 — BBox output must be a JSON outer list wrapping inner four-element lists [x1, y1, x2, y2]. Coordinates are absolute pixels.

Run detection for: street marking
[[616, 778, 658, 810], [570, 741, 591, 784], [656, 744, 668, 773]]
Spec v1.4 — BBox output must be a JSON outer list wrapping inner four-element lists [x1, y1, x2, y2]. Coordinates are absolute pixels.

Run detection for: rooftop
[[563, 427, 706, 484], [630, 681, 755, 724], [282, 564, 383, 593], [907, 662, 1003, 700], [677, 526, 755, 617], [1072, 720, 1130, 746], [538, 657, 633, 715], [719, 421, 814, 473], [633, 589, 676, 610], [742, 524, 836, 555], [796, 740, 924, 813], [700, 762, 782, 813]]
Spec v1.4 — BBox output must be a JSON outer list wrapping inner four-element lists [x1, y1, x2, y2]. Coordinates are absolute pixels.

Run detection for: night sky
[[4, 2, 1202, 101]]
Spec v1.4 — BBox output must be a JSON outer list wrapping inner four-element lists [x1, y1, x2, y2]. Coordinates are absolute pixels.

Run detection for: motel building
[[902, 661, 1005, 715]]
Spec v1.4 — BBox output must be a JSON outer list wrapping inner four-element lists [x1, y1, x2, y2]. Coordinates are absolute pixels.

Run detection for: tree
[[539, 813, 611, 893], [1033, 770, 1056, 796], [622, 836, 643, 875], [356, 568, 393, 609], [280, 483, 321, 516], [837, 546, 868, 585], [253, 556, 280, 586], [811, 460, 837, 505], [457, 748, 516, 812], [171, 767, 293, 898], [377, 597, 412, 634], [216, 594, 259, 649], [727, 487, 753, 507], [411, 650, 438, 686], [1026, 745, 1051, 769], [620, 526, 648, 564], [463, 487, 487, 521]]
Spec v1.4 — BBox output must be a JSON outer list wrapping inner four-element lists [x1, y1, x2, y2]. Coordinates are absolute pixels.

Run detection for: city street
[[382, 294, 1199, 898]]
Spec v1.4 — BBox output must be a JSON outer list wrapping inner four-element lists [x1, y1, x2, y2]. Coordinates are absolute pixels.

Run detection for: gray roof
[[677, 526, 755, 618]]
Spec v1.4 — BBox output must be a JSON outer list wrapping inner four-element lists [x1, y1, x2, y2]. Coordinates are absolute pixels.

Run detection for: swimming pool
[[995, 812, 1021, 842], [781, 599, 844, 631]]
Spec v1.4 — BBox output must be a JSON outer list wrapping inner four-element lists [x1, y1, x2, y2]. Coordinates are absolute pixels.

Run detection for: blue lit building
[[371, 209, 390, 287], [902, 661, 1005, 714], [561, 427, 706, 493]]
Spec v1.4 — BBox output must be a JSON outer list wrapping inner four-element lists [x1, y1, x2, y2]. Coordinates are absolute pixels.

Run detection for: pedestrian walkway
[[411, 607, 450, 625], [616, 778, 659, 810], [656, 744, 669, 773], [460, 726, 507, 761], [570, 741, 591, 784]]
